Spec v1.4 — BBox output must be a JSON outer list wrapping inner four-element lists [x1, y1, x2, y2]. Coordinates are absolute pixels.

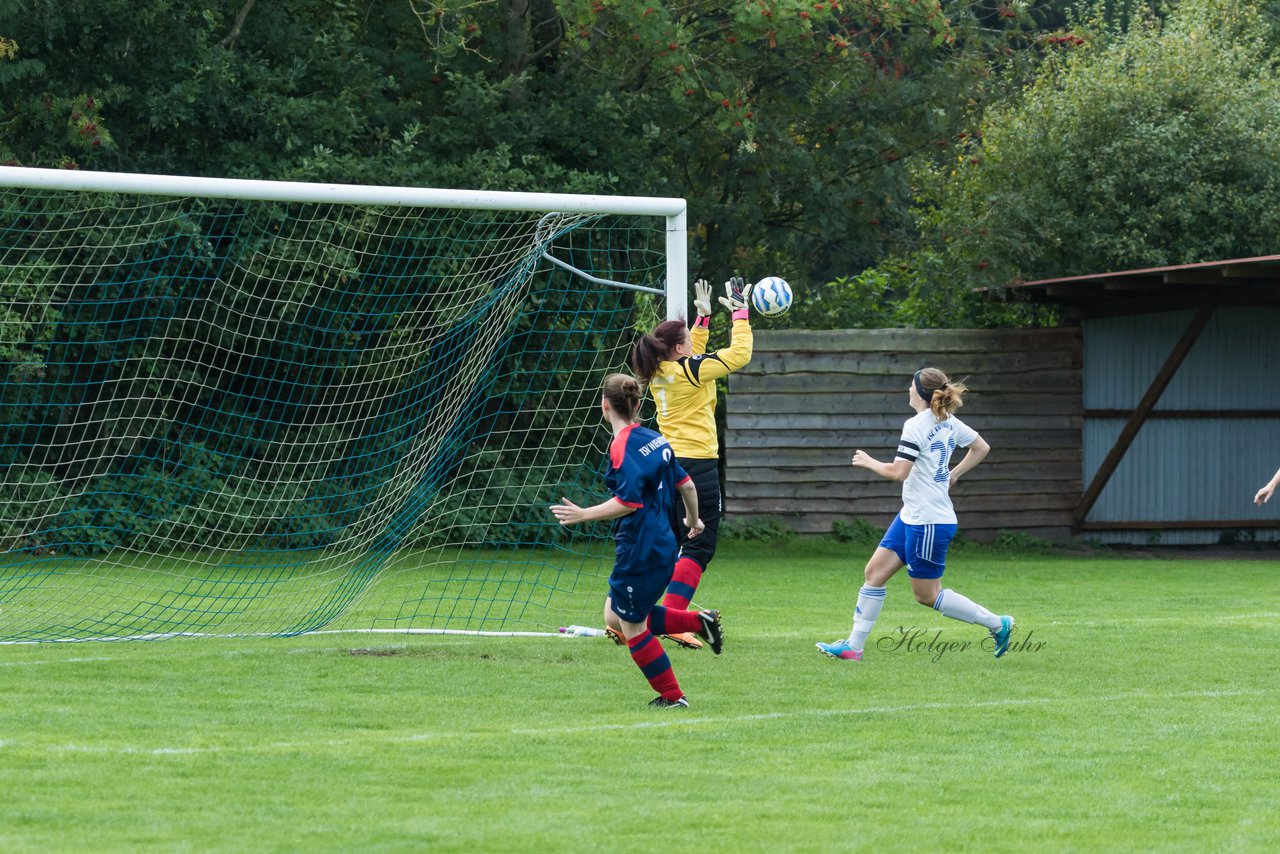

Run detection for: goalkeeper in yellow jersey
[[625, 276, 754, 649]]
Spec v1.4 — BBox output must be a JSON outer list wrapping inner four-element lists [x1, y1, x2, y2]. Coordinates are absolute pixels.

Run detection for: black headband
[[913, 370, 931, 403], [914, 370, 950, 403]]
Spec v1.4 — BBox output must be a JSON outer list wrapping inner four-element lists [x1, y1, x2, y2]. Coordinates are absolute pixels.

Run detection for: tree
[[0, 0, 1030, 288], [0, 1, 403, 176], [523, 0, 1026, 282], [918, 0, 1280, 299]]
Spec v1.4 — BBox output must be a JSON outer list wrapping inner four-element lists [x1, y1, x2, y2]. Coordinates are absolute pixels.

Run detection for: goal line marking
[[0, 628, 562, 646]]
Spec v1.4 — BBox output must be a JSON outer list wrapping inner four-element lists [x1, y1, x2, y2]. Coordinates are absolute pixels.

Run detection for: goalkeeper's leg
[[659, 458, 720, 653]]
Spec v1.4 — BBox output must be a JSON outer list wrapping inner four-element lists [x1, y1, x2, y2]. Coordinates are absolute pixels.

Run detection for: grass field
[[3, 539, 1278, 853]]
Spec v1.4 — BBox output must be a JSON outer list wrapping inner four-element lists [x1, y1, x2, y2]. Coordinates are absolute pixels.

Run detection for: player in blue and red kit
[[551, 373, 725, 708]]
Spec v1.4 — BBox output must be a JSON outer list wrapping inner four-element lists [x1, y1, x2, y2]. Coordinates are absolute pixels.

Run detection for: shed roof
[[1002, 254, 1280, 319]]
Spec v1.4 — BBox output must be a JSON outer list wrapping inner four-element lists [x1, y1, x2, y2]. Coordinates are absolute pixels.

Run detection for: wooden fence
[[723, 328, 1083, 542]]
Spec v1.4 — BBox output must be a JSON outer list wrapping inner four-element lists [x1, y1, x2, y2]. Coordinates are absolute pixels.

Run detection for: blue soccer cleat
[[816, 639, 863, 661], [991, 616, 1016, 658]]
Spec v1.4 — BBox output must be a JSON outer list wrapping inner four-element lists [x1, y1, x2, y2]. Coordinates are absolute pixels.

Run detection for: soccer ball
[[751, 276, 793, 317]]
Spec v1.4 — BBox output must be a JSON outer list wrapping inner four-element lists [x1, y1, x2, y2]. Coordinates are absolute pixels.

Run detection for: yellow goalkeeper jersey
[[649, 318, 753, 459]]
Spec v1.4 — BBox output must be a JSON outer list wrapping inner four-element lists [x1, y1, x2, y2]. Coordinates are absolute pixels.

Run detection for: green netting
[[0, 185, 668, 642]]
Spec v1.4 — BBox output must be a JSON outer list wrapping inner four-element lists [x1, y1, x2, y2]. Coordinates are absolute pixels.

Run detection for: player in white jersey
[[816, 367, 1016, 662]]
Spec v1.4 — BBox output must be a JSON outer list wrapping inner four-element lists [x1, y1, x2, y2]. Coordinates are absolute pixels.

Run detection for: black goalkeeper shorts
[[672, 457, 721, 570]]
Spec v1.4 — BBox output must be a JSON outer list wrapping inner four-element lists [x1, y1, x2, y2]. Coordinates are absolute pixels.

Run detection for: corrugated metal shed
[[1007, 258, 1280, 545], [1084, 309, 1280, 409]]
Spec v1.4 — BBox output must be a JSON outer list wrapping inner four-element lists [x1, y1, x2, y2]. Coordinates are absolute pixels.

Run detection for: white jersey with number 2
[[893, 409, 979, 525]]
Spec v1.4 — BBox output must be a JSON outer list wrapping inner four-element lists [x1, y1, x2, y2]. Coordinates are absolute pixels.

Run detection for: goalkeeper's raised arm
[[624, 275, 754, 650], [628, 275, 755, 460]]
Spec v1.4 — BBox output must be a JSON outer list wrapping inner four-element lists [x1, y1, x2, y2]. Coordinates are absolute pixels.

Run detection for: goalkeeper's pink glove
[[718, 276, 752, 321]]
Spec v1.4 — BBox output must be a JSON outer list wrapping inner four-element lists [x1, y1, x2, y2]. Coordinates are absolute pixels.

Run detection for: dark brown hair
[[628, 320, 688, 381], [916, 367, 969, 421], [602, 373, 644, 422]]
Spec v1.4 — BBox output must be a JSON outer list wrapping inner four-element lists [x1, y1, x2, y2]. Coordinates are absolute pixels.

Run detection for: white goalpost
[[0, 166, 687, 642]]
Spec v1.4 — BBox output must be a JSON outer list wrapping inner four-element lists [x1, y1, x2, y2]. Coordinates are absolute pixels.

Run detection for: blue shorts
[[879, 513, 957, 579], [608, 568, 670, 624]]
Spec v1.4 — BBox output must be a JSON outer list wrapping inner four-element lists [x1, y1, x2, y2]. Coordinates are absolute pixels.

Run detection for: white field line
[[1047, 612, 1280, 626], [3, 612, 1278, 648], [0, 638, 490, 667], [1, 687, 1274, 757], [6, 611, 1280, 665], [802, 611, 1280, 634], [0, 628, 561, 646], [0, 655, 118, 667], [505, 687, 1278, 736]]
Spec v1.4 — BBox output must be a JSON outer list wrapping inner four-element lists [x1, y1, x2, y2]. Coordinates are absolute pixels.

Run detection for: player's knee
[[913, 588, 938, 606], [682, 541, 715, 568], [864, 564, 893, 586]]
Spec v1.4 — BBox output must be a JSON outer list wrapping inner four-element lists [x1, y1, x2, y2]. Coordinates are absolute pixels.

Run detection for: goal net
[[0, 168, 685, 643]]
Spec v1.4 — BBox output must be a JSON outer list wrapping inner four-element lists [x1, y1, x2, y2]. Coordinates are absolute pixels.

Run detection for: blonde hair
[[916, 367, 968, 421]]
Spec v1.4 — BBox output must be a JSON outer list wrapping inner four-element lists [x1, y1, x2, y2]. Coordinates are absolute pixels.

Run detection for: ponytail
[[629, 320, 688, 382], [915, 367, 968, 421]]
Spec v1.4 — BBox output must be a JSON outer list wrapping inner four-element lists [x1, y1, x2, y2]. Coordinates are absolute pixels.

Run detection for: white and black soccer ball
[[751, 276, 793, 317]]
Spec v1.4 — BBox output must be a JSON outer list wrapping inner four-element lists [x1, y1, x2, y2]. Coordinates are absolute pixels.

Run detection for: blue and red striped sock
[[627, 630, 682, 701], [647, 606, 701, 637], [662, 557, 704, 610]]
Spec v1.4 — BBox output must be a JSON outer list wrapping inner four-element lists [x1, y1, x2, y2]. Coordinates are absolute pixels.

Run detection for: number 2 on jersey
[[930, 439, 954, 483]]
